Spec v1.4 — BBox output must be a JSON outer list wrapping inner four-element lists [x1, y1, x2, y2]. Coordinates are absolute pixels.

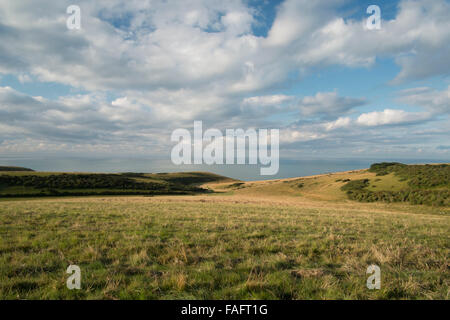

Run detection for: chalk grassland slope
[[1, 163, 447, 206], [208, 163, 449, 207], [0, 196, 448, 299], [0, 171, 235, 197]]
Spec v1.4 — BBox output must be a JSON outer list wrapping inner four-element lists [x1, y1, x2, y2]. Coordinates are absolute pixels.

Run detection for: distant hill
[[1, 163, 448, 206], [341, 162, 449, 206], [205, 162, 449, 207], [0, 166, 34, 172], [0, 171, 234, 198]]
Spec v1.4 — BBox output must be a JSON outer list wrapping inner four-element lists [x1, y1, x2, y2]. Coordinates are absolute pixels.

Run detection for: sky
[[0, 0, 449, 169]]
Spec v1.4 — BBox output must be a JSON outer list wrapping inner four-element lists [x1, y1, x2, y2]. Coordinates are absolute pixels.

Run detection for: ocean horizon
[[1, 157, 448, 181]]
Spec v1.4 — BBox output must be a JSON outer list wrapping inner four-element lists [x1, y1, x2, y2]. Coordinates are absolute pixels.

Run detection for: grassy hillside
[[0, 196, 448, 299], [208, 163, 449, 207], [0, 171, 233, 198], [341, 163, 449, 206], [0, 166, 34, 172], [0, 164, 448, 300], [1, 163, 447, 205]]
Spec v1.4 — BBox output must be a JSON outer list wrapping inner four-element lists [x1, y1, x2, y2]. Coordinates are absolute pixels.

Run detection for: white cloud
[[243, 95, 293, 106], [0, 0, 449, 158], [356, 109, 430, 126], [324, 117, 351, 131], [1, 0, 449, 95], [221, 11, 254, 35], [288, 0, 450, 82], [280, 128, 327, 144], [298, 91, 366, 118], [397, 86, 450, 114]]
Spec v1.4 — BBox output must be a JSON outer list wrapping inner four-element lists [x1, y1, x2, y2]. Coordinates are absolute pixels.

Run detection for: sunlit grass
[[1, 196, 448, 299]]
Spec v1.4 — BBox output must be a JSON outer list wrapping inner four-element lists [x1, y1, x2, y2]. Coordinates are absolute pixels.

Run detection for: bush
[[341, 179, 369, 192]]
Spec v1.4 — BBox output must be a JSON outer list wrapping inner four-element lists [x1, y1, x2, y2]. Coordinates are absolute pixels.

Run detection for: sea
[[0, 156, 448, 181]]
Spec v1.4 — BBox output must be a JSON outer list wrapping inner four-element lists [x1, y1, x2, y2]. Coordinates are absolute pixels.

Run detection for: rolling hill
[[0, 162, 448, 299], [0, 171, 235, 197], [0, 163, 448, 206], [0, 166, 34, 172], [205, 163, 449, 207]]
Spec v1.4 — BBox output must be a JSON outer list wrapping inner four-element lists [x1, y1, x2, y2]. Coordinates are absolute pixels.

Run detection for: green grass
[[0, 197, 448, 299], [368, 173, 408, 191]]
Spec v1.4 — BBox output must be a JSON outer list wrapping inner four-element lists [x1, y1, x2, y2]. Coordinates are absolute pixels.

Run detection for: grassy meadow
[[0, 165, 449, 299]]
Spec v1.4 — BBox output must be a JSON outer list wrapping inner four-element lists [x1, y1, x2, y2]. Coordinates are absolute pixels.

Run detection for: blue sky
[[0, 0, 449, 167]]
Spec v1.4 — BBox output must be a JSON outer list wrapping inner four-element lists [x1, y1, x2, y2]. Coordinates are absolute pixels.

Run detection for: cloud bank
[[0, 0, 449, 159]]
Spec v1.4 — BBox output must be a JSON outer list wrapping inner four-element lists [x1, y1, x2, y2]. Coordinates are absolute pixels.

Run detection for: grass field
[[0, 167, 449, 299]]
